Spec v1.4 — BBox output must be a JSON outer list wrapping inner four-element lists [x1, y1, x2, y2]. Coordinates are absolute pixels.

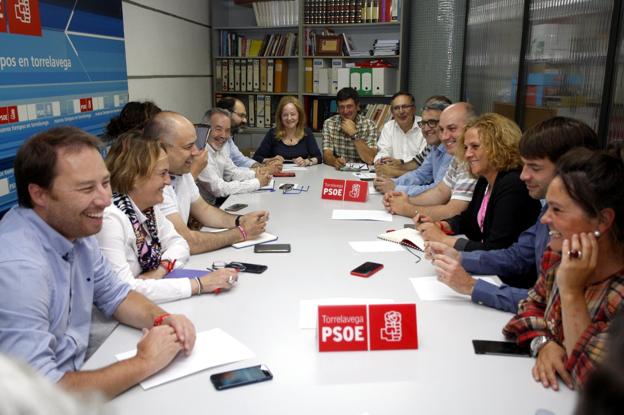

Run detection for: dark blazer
[[253, 127, 322, 163], [447, 169, 542, 252]]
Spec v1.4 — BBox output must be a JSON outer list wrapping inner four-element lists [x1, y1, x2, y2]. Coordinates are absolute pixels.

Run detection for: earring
[[593, 230, 601, 238]]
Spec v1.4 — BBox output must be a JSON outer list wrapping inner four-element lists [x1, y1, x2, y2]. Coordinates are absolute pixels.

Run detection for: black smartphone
[[403, 223, 416, 229], [472, 340, 530, 357], [210, 364, 273, 390], [227, 262, 268, 274], [350, 261, 383, 277], [194, 124, 209, 150], [278, 183, 294, 190], [254, 243, 291, 253], [224, 203, 248, 212]]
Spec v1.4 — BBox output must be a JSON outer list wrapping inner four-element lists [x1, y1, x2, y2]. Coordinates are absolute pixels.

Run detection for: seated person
[[374, 96, 453, 194], [215, 97, 282, 173], [322, 87, 378, 168], [253, 96, 322, 167], [373, 91, 430, 178], [197, 108, 272, 205], [384, 102, 477, 221], [144, 111, 269, 255], [103, 100, 161, 141], [0, 126, 195, 398], [96, 131, 239, 303], [417, 113, 541, 253], [427, 117, 600, 311], [503, 147, 624, 391]]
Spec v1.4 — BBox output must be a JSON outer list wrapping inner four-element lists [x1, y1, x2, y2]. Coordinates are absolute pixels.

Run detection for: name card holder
[[321, 179, 368, 202]]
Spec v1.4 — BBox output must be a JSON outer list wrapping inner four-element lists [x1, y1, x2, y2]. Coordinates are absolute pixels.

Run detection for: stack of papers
[[331, 209, 393, 222]]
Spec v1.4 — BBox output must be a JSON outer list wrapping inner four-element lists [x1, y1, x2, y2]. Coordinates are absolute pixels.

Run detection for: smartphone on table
[[472, 340, 530, 357], [210, 364, 273, 390], [224, 203, 248, 212], [226, 262, 268, 274], [254, 243, 291, 253], [350, 262, 383, 277]]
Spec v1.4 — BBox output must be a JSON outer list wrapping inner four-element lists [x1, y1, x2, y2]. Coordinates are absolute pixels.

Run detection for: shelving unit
[[210, 0, 408, 141]]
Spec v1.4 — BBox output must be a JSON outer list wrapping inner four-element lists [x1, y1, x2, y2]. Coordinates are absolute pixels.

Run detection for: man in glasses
[[374, 96, 453, 195], [197, 108, 272, 205], [374, 92, 429, 178]]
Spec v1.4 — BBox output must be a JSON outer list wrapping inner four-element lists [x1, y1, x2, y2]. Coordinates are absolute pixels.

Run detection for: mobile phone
[[194, 124, 209, 150], [210, 364, 273, 390], [227, 262, 268, 274], [224, 203, 248, 212], [273, 171, 295, 177], [359, 177, 374, 181], [350, 262, 383, 277], [472, 340, 530, 357], [403, 223, 416, 229], [254, 243, 291, 253], [278, 183, 294, 190]]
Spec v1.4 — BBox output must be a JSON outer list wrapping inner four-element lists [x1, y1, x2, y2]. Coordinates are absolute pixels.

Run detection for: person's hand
[[374, 176, 396, 193], [425, 241, 461, 262], [263, 161, 282, 174], [239, 210, 269, 238], [190, 148, 208, 179], [201, 268, 239, 294], [556, 233, 598, 295], [161, 314, 196, 356], [532, 341, 575, 391], [341, 119, 357, 137], [418, 222, 454, 246], [135, 326, 182, 377], [333, 157, 346, 170], [382, 191, 403, 213], [294, 156, 306, 167], [413, 213, 433, 225], [431, 252, 475, 295], [386, 192, 412, 216], [381, 158, 402, 167], [140, 266, 168, 280], [256, 170, 272, 187]]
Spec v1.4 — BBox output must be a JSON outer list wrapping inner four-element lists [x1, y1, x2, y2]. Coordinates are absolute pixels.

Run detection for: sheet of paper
[[258, 178, 275, 190], [115, 328, 255, 389], [299, 298, 396, 329], [409, 276, 499, 301], [368, 185, 380, 195], [331, 209, 393, 222], [349, 240, 404, 253], [281, 166, 307, 171], [353, 172, 376, 180], [232, 232, 277, 248]]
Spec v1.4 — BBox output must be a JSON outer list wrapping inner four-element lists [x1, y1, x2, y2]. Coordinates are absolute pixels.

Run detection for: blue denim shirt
[[0, 207, 130, 382], [393, 144, 453, 196], [461, 205, 549, 312]]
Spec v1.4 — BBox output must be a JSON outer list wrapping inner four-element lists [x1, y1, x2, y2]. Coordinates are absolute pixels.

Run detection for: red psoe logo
[[368, 304, 418, 351], [344, 180, 368, 202], [6, 0, 41, 36], [318, 305, 368, 352], [321, 178, 345, 200]]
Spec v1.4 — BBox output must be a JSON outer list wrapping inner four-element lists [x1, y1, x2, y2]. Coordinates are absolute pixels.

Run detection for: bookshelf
[[211, 0, 409, 141]]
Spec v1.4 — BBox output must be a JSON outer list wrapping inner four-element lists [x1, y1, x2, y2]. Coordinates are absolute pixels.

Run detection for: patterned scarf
[[113, 192, 162, 272]]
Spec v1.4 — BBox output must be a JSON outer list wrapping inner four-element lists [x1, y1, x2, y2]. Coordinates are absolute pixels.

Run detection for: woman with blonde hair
[[418, 112, 541, 251], [96, 130, 238, 303], [253, 96, 322, 166]]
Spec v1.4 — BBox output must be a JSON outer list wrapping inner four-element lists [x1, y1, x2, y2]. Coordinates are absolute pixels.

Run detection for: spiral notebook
[[377, 228, 425, 251]]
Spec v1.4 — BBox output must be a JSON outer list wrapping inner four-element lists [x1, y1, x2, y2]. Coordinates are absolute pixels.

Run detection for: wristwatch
[[530, 336, 549, 357]]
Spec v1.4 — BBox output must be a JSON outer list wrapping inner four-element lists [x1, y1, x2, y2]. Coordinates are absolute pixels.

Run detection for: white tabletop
[[85, 165, 575, 415]]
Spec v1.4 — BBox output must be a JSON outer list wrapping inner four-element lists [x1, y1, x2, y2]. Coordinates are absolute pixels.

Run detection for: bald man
[[144, 111, 269, 254], [383, 102, 477, 221]]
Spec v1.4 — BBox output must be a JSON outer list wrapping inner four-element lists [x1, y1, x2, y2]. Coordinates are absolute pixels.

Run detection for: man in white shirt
[[197, 108, 272, 205], [144, 111, 268, 255], [374, 91, 429, 178]]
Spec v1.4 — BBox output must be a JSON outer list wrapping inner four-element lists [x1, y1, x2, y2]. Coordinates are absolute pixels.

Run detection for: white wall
[[122, 0, 212, 123]]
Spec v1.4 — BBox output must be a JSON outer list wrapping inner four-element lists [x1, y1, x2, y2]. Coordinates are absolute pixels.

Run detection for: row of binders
[[304, 0, 401, 24], [219, 32, 298, 57], [305, 59, 397, 96], [252, 1, 299, 27], [216, 59, 289, 93]]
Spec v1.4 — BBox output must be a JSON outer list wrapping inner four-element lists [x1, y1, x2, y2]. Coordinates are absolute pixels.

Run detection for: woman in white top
[[96, 131, 238, 303]]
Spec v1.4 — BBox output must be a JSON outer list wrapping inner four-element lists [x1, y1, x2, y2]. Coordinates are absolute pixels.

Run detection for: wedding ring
[[227, 275, 235, 285], [568, 249, 582, 259]]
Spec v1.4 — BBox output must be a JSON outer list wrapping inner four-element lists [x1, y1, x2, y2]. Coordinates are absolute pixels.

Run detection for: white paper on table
[[115, 328, 255, 389], [282, 166, 307, 171], [353, 172, 376, 180], [349, 240, 404, 253], [258, 178, 275, 190], [299, 298, 396, 329], [409, 276, 499, 301], [368, 185, 380, 195], [331, 209, 393, 222]]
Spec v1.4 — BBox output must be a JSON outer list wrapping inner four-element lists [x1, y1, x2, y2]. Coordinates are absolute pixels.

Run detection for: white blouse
[[96, 199, 192, 303]]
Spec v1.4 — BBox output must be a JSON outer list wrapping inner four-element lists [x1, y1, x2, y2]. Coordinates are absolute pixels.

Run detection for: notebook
[[232, 232, 278, 249], [165, 268, 209, 279], [377, 228, 425, 251]]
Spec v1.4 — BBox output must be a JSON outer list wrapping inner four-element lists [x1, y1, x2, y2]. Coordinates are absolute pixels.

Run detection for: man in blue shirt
[[427, 117, 600, 312], [0, 127, 196, 398], [374, 96, 453, 196]]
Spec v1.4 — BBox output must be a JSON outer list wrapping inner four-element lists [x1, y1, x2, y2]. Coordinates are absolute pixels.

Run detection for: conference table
[[85, 165, 575, 415]]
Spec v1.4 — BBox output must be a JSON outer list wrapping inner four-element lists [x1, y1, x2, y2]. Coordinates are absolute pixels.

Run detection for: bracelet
[[195, 277, 203, 295], [237, 225, 248, 241], [159, 259, 176, 273], [235, 215, 241, 227], [153, 313, 171, 327]]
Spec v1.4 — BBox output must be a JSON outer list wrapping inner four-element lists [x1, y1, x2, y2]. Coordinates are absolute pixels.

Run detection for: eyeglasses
[[212, 261, 246, 272], [417, 119, 439, 129], [233, 111, 247, 119], [391, 104, 414, 112]]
